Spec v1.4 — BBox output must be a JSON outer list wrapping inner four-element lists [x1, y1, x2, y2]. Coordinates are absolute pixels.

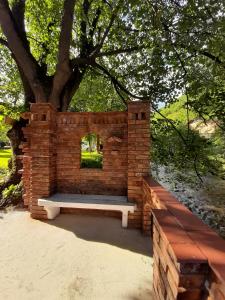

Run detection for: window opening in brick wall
[[81, 133, 103, 168], [41, 114, 47, 121]]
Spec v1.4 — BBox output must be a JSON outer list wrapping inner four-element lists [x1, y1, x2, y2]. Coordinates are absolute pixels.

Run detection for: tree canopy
[[0, 0, 224, 117]]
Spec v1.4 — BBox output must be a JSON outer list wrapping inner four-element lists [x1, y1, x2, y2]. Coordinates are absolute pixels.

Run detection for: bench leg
[[45, 206, 60, 220], [122, 211, 128, 228]]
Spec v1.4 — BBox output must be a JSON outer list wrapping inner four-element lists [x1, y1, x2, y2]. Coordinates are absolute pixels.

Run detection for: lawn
[[81, 151, 103, 168], [0, 149, 12, 169]]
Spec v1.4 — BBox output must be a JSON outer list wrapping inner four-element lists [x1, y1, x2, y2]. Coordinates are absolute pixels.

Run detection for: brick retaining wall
[[143, 176, 225, 300]]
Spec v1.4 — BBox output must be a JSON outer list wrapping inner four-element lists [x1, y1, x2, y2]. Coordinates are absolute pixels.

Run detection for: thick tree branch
[[80, 0, 91, 56], [89, 7, 101, 38], [95, 45, 145, 58], [0, 37, 9, 48], [153, 106, 188, 146], [114, 82, 127, 105], [94, 62, 145, 101], [16, 61, 35, 106], [58, 0, 76, 64], [11, 0, 27, 44], [50, 0, 76, 107], [61, 68, 86, 111], [0, 0, 46, 101], [71, 56, 95, 66], [70, 45, 145, 67], [198, 50, 225, 68]]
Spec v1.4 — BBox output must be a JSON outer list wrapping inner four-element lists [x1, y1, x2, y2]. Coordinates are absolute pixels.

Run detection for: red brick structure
[[21, 102, 225, 299], [21, 101, 150, 228], [143, 177, 225, 300]]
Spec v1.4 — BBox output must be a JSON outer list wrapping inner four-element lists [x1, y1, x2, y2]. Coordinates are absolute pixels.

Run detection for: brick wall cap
[[57, 111, 127, 116], [170, 243, 208, 264], [165, 202, 212, 232], [152, 209, 195, 245], [187, 230, 225, 284], [128, 100, 150, 105], [145, 176, 212, 231], [143, 176, 160, 187]]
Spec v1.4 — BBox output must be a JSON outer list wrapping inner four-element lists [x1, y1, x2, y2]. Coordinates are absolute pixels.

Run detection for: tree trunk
[[0, 118, 27, 208], [96, 135, 100, 153], [88, 139, 93, 152]]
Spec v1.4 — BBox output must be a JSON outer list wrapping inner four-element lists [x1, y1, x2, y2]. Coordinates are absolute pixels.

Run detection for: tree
[[0, 0, 149, 200], [151, 96, 225, 181], [0, 0, 224, 114], [0, 0, 224, 205]]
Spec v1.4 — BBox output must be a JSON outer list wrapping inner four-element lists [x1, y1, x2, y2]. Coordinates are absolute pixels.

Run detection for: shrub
[[0, 182, 22, 208]]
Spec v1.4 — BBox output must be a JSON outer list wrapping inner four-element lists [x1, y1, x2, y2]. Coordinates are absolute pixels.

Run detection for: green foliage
[[2, 183, 17, 199], [80, 133, 103, 168], [0, 168, 8, 181], [152, 97, 225, 180], [152, 119, 207, 173], [70, 70, 125, 112], [207, 130, 225, 178], [0, 37, 24, 105], [158, 96, 198, 123], [0, 103, 25, 119], [0, 182, 22, 208], [189, 81, 225, 127], [24, 0, 63, 75], [81, 151, 103, 169], [0, 103, 25, 145], [0, 0, 224, 185], [0, 115, 9, 143], [0, 0, 224, 117], [0, 149, 11, 169]]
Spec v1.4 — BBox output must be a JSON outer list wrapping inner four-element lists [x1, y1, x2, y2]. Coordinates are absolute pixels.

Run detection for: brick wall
[[143, 176, 225, 300], [22, 103, 57, 219], [127, 102, 150, 228], [56, 111, 128, 195], [21, 101, 150, 228]]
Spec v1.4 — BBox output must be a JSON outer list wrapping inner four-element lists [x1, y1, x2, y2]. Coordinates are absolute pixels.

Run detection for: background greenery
[[81, 151, 103, 169], [152, 96, 225, 180]]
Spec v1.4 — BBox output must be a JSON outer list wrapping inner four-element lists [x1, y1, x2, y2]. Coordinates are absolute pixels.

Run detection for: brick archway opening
[[80, 133, 103, 169]]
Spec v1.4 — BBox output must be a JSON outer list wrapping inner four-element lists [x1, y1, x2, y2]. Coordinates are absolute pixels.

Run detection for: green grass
[[81, 151, 103, 168], [0, 149, 12, 169], [0, 149, 11, 181]]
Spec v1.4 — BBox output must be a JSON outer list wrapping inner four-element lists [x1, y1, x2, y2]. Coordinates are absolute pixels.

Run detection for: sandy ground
[[0, 210, 153, 300]]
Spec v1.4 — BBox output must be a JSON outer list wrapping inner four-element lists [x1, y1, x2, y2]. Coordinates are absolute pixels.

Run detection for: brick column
[[127, 101, 150, 228], [22, 103, 57, 219]]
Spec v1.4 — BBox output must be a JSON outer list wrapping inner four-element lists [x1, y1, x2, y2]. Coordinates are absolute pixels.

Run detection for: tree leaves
[[0, 0, 224, 116]]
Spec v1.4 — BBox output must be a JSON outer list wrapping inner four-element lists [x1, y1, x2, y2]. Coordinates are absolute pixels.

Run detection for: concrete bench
[[38, 193, 136, 228]]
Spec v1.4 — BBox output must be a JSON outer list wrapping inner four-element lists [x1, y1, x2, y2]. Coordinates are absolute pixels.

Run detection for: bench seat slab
[[38, 194, 136, 228]]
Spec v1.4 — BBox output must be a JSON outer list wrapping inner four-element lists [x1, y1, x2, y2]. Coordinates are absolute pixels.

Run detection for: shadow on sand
[[44, 213, 153, 256]]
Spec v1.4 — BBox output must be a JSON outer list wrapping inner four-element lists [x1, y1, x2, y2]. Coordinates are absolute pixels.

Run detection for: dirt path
[[0, 210, 153, 300]]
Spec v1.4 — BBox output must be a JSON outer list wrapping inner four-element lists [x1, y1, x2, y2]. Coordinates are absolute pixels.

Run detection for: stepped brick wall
[[56, 111, 128, 195], [143, 176, 225, 300], [21, 101, 150, 228]]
